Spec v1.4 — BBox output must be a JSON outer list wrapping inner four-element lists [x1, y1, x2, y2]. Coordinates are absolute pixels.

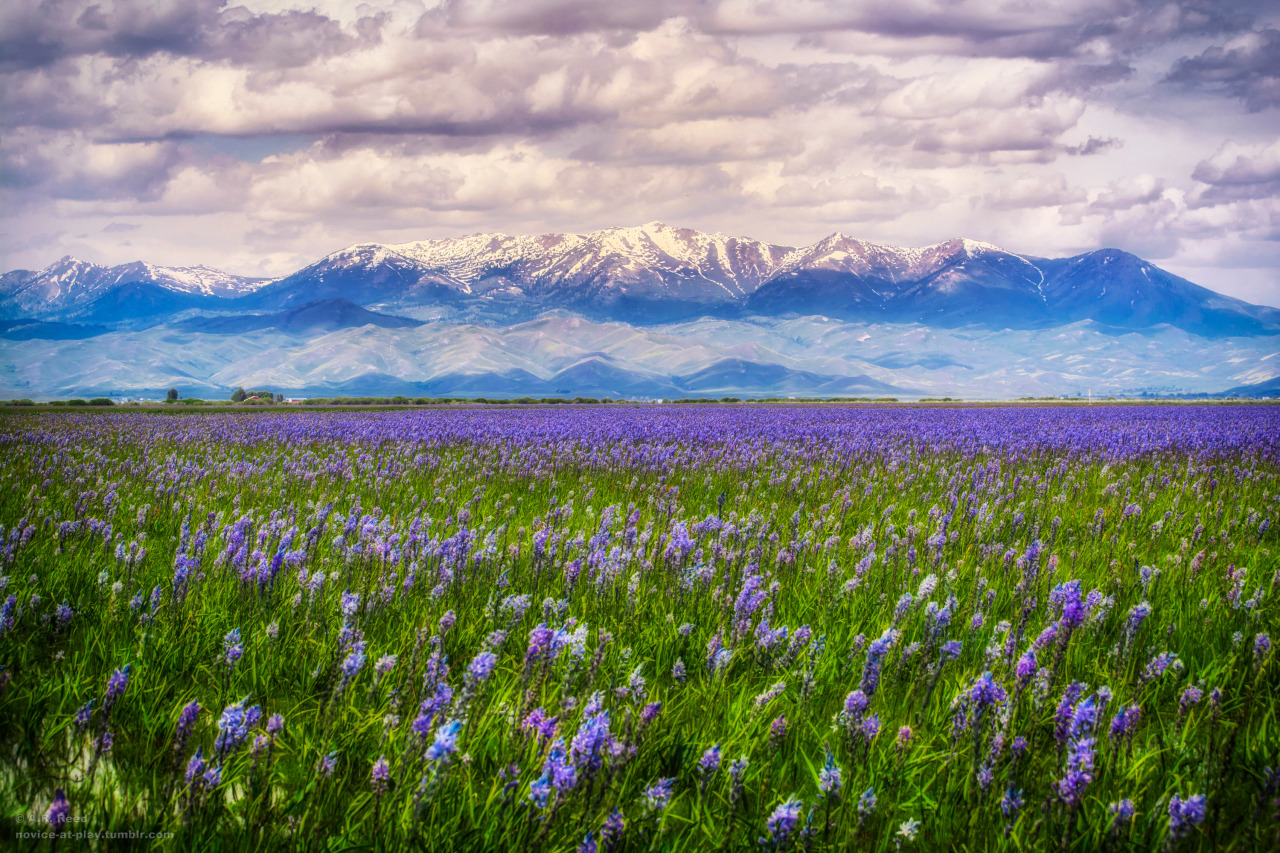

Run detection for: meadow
[[0, 405, 1276, 851]]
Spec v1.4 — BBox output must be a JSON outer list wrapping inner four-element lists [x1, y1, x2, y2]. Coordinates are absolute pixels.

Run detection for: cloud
[[1090, 174, 1166, 211], [979, 173, 1088, 211], [1166, 27, 1280, 111], [2, 0, 1279, 306], [0, 0, 385, 70], [1190, 139, 1280, 203]]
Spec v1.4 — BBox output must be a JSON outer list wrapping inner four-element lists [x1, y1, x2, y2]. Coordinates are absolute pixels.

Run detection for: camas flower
[[857, 786, 876, 820], [174, 701, 200, 752], [104, 667, 129, 710], [1141, 651, 1182, 683], [1167, 794, 1206, 842], [186, 748, 207, 785], [1109, 799, 1136, 832], [896, 725, 914, 752], [672, 658, 687, 683], [764, 798, 802, 848], [214, 700, 262, 755], [571, 712, 613, 775], [700, 744, 722, 779], [46, 788, 69, 830], [1109, 704, 1141, 741], [426, 720, 462, 763], [223, 629, 243, 668], [74, 699, 94, 731], [818, 751, 842, 798], [543, 738, 577, 794], [861, 715, 882, 742], [1014, 651, 1037, 687], [601, 808, 625, 853], [644, 777, 674, 811], [371, 755, 391, 794], [466, 651, 498, 685]]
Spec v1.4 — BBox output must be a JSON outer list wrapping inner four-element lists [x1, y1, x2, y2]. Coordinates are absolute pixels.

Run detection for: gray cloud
[[1166, 27, 1280, 111], [0, 1, 384, 70], [1190, 139, 1280, 203]]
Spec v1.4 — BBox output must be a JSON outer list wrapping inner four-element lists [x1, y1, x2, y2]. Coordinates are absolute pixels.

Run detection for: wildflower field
[[0, 405, 1277, 851]]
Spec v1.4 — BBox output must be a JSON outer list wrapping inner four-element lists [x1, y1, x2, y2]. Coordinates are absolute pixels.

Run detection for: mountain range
[[2, 222, 1278, 399]]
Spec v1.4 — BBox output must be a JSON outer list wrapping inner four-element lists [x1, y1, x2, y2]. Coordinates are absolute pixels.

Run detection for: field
[[0, 405, 1276, 851]]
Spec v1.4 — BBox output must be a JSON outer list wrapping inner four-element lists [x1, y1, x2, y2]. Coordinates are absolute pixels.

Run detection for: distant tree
[[167, 388, 178, 401], [88, 398, 114, 406], [274, 393, 284, 404], [231, 387, 247, 402]]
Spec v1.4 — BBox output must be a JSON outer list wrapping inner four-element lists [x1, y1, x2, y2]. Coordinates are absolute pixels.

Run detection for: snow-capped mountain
[[3, 224, 1278, 338], [0, 257, 265, 322], [239, 222, 792, 317], [388, 221, 791, 300]]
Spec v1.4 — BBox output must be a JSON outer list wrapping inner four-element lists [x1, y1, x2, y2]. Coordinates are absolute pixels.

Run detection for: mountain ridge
[[3, 223, 1277, 338]]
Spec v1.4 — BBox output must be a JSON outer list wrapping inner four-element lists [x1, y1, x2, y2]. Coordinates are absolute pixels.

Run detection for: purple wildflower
[[857, 786, 876, 821], [861, 714, 882, 742], [896, 726, 914, 752], [74, 699, 95, 731], [426, 720, 462, 763], [466, 651, 498, 685], [214, 700, 262, 755], [764, 798, 802, 849], [571, 711, 612, 775], [174, 700, 200, 752], [104, 667, 129, 710], [769, 714, 788, 752], [1110, 704, 1141, 741], [1109, 799, 1136, 832], [223, 629, 243, 668], [1168, 794, 1206, 843], [644, 777, 674, 811], [371, 755, 390, 794], [601, 808, 625, 853], [438, 610, 456, 634], [186, 748, 206, 785], [818, 751, 842, 798], [1014, 651, 1037, 687], [700, 744, 723, 779], [46, 788, 69, 830]]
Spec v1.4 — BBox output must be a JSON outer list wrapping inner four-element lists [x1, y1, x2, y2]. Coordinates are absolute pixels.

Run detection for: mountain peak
[[50, 255, 93, 270]]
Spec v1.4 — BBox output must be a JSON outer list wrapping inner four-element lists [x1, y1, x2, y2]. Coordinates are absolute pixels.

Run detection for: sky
[[2, 0, 1279, 305]]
